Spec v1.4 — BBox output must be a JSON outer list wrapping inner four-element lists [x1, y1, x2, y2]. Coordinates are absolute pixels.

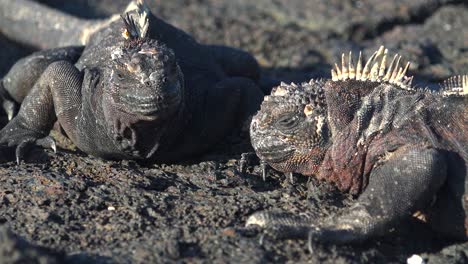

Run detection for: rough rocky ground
[[0, 0, 467, 263]]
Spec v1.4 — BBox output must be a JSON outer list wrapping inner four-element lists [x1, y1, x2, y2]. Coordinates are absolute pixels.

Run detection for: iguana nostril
[[251, 120, 257, 132], [126, 62, 140, 73]]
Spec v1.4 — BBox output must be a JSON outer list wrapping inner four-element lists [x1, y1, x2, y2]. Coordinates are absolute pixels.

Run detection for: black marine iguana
[[246, 46, 467, 244], [0, 0, 263, 163]]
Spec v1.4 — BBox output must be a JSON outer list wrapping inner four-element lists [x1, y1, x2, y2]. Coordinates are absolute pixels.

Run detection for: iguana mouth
[[255, 145, 295, 164], [120, 82, 182, 116]]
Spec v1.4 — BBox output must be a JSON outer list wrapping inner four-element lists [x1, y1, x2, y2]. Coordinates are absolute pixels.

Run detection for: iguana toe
[[0, 117, 55, 163], [246, 211, 315, 239], [13, 136, 56, 164], [239, 152, 258, 174], [3, 101, 17, 121], [36, 136, 57, 153], [260, 160, 268, 181]]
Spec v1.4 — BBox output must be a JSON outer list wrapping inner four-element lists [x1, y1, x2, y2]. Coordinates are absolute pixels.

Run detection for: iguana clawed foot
[[111, 118, 138, 151], [239, 154, 295, 183], [246, 211, 316, 239], [247, 204, 374, 245], [239, 152, 259, 174], [245, 210, 364, 254], [0, 119, 56, 164], [246, 211, 359, 250]]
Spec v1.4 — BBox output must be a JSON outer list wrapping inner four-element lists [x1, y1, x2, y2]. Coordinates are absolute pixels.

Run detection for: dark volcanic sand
[[0, 0, 467, 263]]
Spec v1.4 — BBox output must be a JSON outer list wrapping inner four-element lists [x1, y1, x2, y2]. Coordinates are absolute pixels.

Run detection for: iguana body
[[0, 0, 263, 162], [247, 46, 467, 243]]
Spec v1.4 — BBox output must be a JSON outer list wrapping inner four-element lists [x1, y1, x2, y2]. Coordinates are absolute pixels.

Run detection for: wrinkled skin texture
[[0, 0, 263, 163], [248, 70, 467, 243]]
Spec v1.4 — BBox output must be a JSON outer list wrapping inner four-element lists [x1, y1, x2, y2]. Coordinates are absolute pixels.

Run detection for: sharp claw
[[0, 81, 18, 120], [51, 140, 57, 153], [308, 231, 315, 254], [288, 172, 294, 184], [239, 162, 245, 174], [260, 160, 267, 181], [239, 153, 247, 173], [308, 227, 322, 254], [259, 233, 266, 246], [131, 128, 137, 146], [36, 136, 57, 153], [308, 225, 331, 253], [2, 99, 17, 121], [15, 141, 29, 165], [145, 142, 159, 159]]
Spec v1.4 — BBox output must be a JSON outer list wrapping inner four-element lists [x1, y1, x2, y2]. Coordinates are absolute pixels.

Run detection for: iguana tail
[[0, 0, 108, 49]]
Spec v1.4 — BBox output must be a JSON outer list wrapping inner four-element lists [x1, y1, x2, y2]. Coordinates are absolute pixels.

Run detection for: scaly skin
[[247, 46, 467, 244], [0, 0, 263, 163]]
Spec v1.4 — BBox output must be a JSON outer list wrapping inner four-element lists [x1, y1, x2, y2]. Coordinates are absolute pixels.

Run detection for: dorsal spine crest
[[441, 75, 468, 96], [121, 0, 150, 40], [331, 46, 414, 90]]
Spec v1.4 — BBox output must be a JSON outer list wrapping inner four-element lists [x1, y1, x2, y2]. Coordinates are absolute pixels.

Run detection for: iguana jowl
[[0, 0, 263, 163], [247, 46, 467, 243]]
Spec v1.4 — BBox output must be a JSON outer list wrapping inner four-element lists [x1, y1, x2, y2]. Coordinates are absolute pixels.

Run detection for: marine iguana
[[246, 46, 467, 244], [0, 0, 263, 163]]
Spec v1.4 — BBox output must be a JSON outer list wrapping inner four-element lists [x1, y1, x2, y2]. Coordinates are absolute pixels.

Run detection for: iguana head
[[250, 46, 415, 178], [250, 80, 330, 175], [106, 38, 183, 120]]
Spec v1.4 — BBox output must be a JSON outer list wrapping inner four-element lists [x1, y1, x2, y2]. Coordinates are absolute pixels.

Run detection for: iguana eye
[[275, 114, 301, 132]]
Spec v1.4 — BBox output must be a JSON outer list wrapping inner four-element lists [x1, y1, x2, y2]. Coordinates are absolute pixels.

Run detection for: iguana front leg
[[0, 47, 83, 120], [247, 146, 447, 243], [0, 61, 85, 162]]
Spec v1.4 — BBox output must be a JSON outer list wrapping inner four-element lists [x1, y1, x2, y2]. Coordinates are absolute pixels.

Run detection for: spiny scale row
[[269, 79, 321, 97], [442, 75, 467, 96], [331, 46, 414, 90]]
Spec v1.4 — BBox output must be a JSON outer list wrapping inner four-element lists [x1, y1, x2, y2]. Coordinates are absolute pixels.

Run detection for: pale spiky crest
[[136, 0, 150, 38], [271, 85, 289, 96], [122, 0, 150, 40], [442, 75, 468, 96], [331, 46, 414, 90]]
